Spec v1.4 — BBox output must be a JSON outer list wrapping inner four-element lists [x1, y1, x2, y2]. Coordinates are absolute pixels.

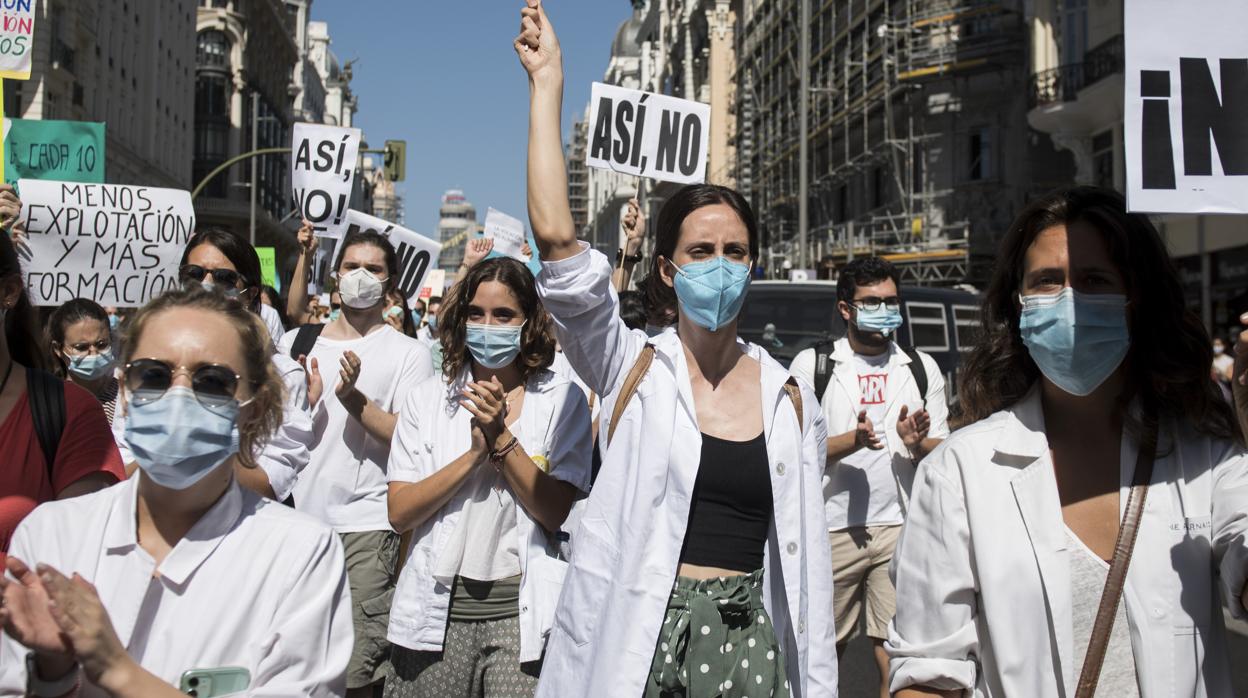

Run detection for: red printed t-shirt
[[0, 380, 126, 556]]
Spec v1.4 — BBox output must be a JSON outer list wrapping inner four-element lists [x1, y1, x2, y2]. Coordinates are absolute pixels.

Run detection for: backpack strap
[[289, 323, 326, 361], [813, 340, 836, 402], [783, 378, 804, 434], [606, 345, 655, 447], [903, 347, 929, 408], [26, 368, 67, 485]]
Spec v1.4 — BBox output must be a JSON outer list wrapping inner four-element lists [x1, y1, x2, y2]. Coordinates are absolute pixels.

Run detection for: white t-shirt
[[277, 325, 433, 532], [259, 302, 286, 350], [0, 477, 352, 696], [826, 351, 904, 529]]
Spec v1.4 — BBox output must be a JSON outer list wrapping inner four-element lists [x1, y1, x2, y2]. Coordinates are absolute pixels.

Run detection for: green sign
[[3, 118, 105, 186], [256, 246, 277, 291]]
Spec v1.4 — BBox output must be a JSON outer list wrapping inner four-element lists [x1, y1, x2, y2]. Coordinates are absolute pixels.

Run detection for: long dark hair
[[957, 186, 1239, 443], [439, 257, 556, 382], [0, 232, 48, 370], [642, 184, 760, 326], [181, 229, 263, 312], [46, 298, 111, 378]]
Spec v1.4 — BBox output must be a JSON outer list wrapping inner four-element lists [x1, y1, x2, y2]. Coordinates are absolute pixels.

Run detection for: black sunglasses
[[124, 359, 246, 412], [180, 264, 243, 288]]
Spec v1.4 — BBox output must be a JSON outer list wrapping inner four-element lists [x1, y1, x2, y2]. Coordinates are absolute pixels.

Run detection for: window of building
[[952, 305, 981, 353], [1092, 129, 1115, 190], [906, 302, 949, 352], [1059, 0, 1089, 65], [197, 30, 230, 70], [968, 127, 995, 181]]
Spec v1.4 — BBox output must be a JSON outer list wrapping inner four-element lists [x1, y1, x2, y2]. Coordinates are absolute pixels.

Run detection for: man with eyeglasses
[[789, 256, 949, 698]]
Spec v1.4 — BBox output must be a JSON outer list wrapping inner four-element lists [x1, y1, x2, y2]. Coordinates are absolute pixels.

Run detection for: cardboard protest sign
[[1125, 0, 1248, 213], [0, 0, 35, 81], [343, 209, 441, 304], [291, 123, 361, 240], [256, 246, 277, 290], [17, 180, 194, 307], [482, 207, 528, 261], [586, 82, 711, 185], [4, 119, 105, 186]]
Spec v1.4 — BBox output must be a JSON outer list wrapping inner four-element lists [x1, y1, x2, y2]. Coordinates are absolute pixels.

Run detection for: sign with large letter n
[[1125, 0, 1248, 213]]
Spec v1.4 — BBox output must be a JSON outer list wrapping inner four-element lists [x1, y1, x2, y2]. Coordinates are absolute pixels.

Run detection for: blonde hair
[[121, 287, 284, 468]]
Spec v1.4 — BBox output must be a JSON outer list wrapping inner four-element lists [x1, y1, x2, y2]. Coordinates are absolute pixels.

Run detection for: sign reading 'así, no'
[[292, 123, 360, 240], [586, 83, 711, 185]]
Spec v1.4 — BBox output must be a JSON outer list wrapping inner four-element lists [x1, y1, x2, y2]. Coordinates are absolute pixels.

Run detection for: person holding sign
[[384, 256, 591, 697], [0, 287, 352, 696], [887, 187, 1248, 698], [275, 228, 433, 698], [515, 3, 837, 697], [46, 299, 121, 424], [0, 229, 124, 565]]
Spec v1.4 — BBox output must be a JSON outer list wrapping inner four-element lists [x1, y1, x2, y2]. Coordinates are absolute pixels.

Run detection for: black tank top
[[679, 432, 772, 572]]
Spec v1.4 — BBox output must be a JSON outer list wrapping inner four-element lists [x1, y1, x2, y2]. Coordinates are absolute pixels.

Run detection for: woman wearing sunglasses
[[275, 228, 433, 698], [0, 228, 124, 563], [113, 229, 315, 503], [887, 187, 1248, 697], [0, 287, 352, 696], [384, 257, 591, 697], [516, 5, 836, 697], [46, 299, 121, 424]]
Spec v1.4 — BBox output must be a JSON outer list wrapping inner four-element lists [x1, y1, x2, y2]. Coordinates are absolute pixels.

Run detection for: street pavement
[[837, 612, 1248, 697]]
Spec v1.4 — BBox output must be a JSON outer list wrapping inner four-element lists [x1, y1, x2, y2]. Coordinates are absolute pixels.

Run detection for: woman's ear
[[657, 256, 676, 289], [0, 273, 22, 310]]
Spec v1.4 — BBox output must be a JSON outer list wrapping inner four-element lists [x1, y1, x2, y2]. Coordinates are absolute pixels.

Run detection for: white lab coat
[[534, 244, 838, 698], [886, 386, 1248, 697], [790, 338, 949, 523], [386, 369, 592, 663], [0, 476, 352, 696]]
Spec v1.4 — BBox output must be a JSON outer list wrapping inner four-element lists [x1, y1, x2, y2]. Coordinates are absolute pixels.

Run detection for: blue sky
[[312, 1, 635, 239]]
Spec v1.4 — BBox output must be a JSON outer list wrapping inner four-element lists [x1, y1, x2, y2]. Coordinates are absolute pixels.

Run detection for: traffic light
[[384, 140, 406, 182]]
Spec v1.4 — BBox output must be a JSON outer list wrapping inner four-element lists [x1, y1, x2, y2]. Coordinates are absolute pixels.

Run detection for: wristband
[[26, 653, 80, 697], [490, 435, 520, 464]]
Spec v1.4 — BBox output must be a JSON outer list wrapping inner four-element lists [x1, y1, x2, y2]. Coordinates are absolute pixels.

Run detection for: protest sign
[[343, 209, 441, 304], [17, 180, 193, 307], [310, 238, 337, 297], [482, 207, 528, 261], [291, 123, 360, 239], [586, 82, 711, 185], [4, 118, 105, 186], [419, 269, 446, 301], [1125, 0, 1248, 213], [256, 246, 277, 290], [0, 0, 35, 81]]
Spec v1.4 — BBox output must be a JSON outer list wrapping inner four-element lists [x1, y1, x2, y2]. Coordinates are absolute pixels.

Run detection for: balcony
[[1026, 34, 1124, 138], [1028, 35, 1123, 109]]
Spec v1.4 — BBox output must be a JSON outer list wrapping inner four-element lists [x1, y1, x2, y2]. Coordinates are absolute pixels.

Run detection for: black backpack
[[811, 340, 929, 407], [27, 368, 67, 483], [288, 323, 326, 362]]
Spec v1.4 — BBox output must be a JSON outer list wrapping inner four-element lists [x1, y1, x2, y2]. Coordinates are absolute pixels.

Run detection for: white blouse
[[0, 476, 353, 697]]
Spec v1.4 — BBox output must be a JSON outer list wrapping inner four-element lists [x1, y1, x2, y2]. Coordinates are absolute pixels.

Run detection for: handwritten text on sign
[[1125, 0, 1248, 213], [343, 209, 441, 304], [4, 118, 105, 186], [292, 123, 360, 240], [482, 207, 528, 261], [18, 180, 194, 307], [0, 0, 34, 81], [586, 82, 710, 185]]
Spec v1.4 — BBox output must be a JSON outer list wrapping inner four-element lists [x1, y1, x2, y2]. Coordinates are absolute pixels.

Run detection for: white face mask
[[337, 268, 386, 309]]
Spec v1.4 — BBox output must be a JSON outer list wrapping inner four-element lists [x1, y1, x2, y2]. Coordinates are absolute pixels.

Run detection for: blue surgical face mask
[[411, 311, 423, 327], [465, 322, 524, 370], [671, 256, 751, 332], [854, 306, 903, 337], [107, 314, 119, 330], [328, 308, 341, 323], [1019, 287, 1130, 397], [427, 313, 438, 331], [124, 387, 241, 490], [67, 349, 115, 381]]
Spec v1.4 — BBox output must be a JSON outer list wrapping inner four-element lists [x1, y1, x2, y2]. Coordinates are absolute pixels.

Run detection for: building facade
[[1025, 0, 1247, 333], [436, 189, 480, 272], [5, 0, 197, 189]]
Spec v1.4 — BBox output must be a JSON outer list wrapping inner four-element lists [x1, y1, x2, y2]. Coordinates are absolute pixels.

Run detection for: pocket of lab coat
[[555, 517, 620, 647], [527, 554, 569, 640]]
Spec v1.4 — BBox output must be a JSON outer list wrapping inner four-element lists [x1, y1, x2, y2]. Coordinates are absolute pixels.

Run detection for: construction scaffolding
[[736, 0, 1027, 286]]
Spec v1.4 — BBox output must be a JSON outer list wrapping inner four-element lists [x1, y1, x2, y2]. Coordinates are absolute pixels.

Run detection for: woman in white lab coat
[[516, 4, 837, 697], [0, 287, 352, 697], [887, 186, 1248, 698], [384, 256, 591, 697]]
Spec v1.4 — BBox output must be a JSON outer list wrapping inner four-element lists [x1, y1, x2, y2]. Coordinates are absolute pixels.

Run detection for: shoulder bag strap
[[606, 345, 655, 447], [903, 347, 929, 407], [1074, 418, 1159, 698], [289, 323, 325, 361], [813, 341, 834, 401], [27, 369, 67, 484], [783, 378, 804, 434]]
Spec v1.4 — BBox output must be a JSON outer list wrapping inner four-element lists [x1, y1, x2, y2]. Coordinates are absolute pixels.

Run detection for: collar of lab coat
[[993, 385, 1051, 460], [103, 474, 245, 586]]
